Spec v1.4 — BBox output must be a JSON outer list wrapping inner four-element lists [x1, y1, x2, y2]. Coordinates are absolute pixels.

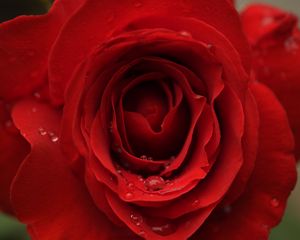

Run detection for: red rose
[[0, 1, 297, 240], [242, 4, 300, 160]]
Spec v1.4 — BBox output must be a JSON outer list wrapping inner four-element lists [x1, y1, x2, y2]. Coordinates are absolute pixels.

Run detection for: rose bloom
[[0, 1, 299, 240]]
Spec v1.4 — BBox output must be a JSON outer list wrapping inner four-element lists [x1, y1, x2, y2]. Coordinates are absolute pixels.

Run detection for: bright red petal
[[10, 99, 114, 240]]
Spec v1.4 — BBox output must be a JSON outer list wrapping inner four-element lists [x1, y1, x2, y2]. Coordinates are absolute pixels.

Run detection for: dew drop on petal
[[33, 92, 41, 99], [178, 30, 192, 38], [192, 199, 199, 207], [125, 192, 134, 200], [130, 212, 143, 226], [38, 127, 47, 136], [261, 16, 274, 26], [138, 231, 146, 237], [48, 132, 59, 143], [138, 176, 144, 182], [285, 37, 299, 53], [270, 198, 279, 208], [140, 155, 147, 160], [127, 182, 134, 189], [144, 176, 165, 191], [151, 223, 174, 235]]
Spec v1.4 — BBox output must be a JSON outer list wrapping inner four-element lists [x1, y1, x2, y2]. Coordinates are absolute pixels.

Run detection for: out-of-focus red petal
[[242, 4, 300, 159]]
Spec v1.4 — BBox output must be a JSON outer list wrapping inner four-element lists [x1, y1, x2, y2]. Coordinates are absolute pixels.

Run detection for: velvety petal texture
[[0, 0, 297, 240], [242, 4, 300, 159]]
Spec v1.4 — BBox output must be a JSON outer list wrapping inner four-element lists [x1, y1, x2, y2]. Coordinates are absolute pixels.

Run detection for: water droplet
[[151, 223, 174, 235], [207, 44, 214, 50], [223, 205, 232, 214], [38, 128, 47, 136], [138, 230, 146, 237], [261, 16, 274, 26], [270, 198, 279, 208], [147, 156, 153, 161], [133, 1, 142, 8], [130, 212, 143, 226], [33, 92, 41, 99], [178, 30, 192, 38], [144, 176, 165, 191], [32, 107, 37, 113], [48, 132, 59, 143], [140, 155, 147, 160], [125, 192, 134, 200], [127, 182, 134, 189], [285, 37, 299, 53], [192, 199, 199, 207], [138, 176, 144, 182]]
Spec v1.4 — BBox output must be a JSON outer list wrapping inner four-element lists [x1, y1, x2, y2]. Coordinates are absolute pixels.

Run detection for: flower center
[[123, 81, 169, 132]]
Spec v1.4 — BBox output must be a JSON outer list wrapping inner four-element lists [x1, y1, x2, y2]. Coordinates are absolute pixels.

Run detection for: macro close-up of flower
[[0, 0, 299, 239]]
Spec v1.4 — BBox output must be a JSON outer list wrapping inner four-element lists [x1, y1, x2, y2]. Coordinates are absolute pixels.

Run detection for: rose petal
[[49, 0, 250, 103], [242, 4, 300, 159], [10, 99, 114, 240], [0, 0, 83, 100], [191, 83, 297, 240], [0, 102, 29, 213]]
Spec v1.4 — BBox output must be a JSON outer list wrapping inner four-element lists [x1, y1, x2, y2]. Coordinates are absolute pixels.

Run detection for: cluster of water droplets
[[38, 127, 59, 143], [129, 210, 175, 236]]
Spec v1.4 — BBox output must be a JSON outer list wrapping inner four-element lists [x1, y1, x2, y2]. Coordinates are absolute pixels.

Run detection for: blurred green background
[[0, 0, 299, 239]]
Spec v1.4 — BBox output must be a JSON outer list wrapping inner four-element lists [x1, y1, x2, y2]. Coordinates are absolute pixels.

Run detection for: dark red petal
[[192, 83, 297, 240], [222, 89, 259, 205], [10, 99, 113, 240], [0, 102, 29, 214], [0, 0, 83, 101], [242, 5, 300, 159], [49, 0, 250, 103]]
